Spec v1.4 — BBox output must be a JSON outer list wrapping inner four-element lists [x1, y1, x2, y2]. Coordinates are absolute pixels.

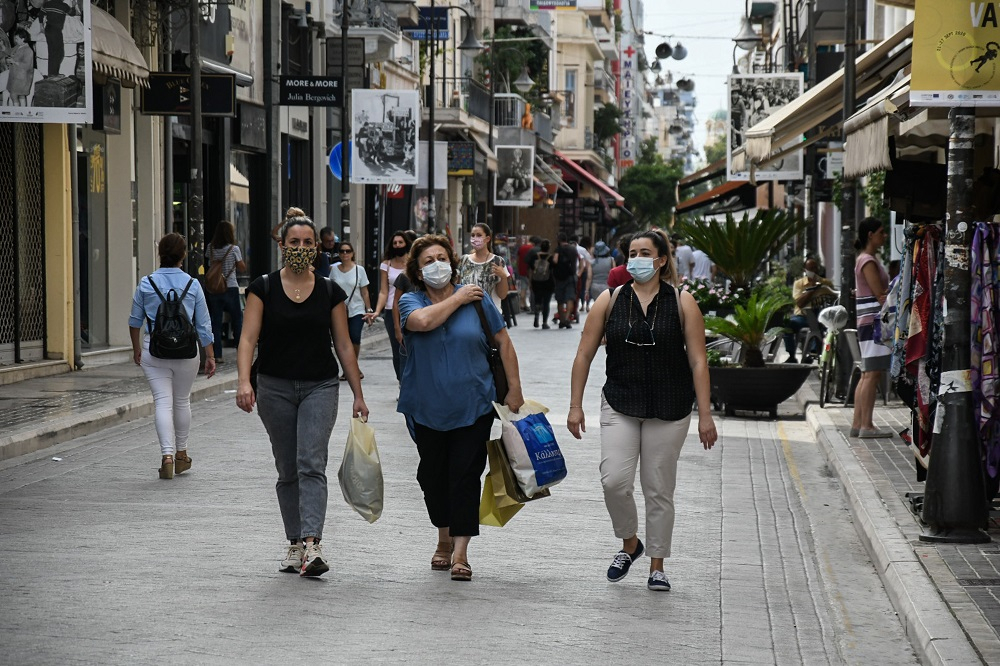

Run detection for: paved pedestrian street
[[0, 316, 919, 664]]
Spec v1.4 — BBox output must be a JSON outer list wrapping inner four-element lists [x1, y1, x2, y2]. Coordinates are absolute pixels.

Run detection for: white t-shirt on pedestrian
[[329, 264, 370, 317], [691, 249, 714, 280], [675, 244, 694, 280]]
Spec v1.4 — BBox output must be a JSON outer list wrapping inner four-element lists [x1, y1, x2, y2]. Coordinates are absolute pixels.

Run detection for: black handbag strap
[[472, 300, 499, 348]]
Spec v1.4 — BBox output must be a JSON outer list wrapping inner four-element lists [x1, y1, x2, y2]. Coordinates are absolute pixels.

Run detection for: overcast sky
[[638, 1, 746, 165]]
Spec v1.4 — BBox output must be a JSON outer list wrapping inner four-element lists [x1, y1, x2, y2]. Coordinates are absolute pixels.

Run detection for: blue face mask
[[627, 257, 658, 283]]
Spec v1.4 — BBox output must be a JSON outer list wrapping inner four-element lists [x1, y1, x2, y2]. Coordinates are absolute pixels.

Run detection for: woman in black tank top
[[567, 231, 718, 591]]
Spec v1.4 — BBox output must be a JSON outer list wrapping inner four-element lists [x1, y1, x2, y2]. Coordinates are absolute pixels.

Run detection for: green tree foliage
[[593, 103, 623, 144], [618, 158, 684, 229], [675, 209, 809, 292], [474, 26, 548, 104], [704, 134, 727, 165], [638, 137, 664, 165]]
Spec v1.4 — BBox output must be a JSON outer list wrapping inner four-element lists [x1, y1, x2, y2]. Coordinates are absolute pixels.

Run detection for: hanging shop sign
[[0, 1, 93, 124], [140, 73, 236, 116], [279, 76, 342, 106], [326, 38, 366, 91], [447, 141, 475, 176], [912, 0, 1000, 106], [618, 37, 638, 170], [406, 7, 449, 40], [530, 0, 576, 9]]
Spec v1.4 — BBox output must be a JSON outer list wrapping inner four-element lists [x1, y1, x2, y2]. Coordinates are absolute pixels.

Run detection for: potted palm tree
[[676, 209, 808, 303], [703, 292, 813, 418]]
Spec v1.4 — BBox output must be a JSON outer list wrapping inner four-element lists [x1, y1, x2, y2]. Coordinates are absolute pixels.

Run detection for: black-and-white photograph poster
[[494, 145, 534, 207], [0, 0, 92, 123], [351, 89, 418, 185], [727, 73, 803, 181]]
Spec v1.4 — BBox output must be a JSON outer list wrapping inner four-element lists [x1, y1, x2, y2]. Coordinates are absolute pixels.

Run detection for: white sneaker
[[279, 543, 305, 573], [300, 542, 330, 577]]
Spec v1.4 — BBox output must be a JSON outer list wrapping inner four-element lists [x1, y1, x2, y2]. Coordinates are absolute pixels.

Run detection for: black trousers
[[413, 412, 492, 537]]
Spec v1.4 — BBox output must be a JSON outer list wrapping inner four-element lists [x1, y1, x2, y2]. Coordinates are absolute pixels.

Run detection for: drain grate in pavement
[[956, 578, 1000, 586]]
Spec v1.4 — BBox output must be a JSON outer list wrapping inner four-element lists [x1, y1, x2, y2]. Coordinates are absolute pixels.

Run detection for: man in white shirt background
[[672, 234, 694, 280], [691, 247, 716, 281]]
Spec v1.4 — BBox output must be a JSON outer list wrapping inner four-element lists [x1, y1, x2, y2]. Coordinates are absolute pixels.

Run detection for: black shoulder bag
[[473, 301, 509, 405]]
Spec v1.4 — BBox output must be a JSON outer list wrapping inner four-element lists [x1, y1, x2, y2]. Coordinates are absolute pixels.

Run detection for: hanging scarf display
[[904, 226, 942, 458], [890, 227, 917, 380], [972, 222, 1000, 477]]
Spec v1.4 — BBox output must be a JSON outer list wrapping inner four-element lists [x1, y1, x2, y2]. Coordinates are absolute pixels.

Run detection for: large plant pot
[[709, 364, 813, 419]]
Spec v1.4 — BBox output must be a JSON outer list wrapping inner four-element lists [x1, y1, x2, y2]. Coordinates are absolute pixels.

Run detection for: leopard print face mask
[[282, 245, 317, 273]]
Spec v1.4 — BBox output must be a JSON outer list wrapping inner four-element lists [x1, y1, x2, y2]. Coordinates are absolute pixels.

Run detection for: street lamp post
[[341, 0, 350, 231], [424, 4, 481, 233]]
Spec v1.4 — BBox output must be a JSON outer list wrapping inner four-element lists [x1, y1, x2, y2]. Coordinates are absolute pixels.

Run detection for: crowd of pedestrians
[[127, 215, 720, 592]]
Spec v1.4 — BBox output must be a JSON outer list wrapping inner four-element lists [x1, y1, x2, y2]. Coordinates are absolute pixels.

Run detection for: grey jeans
[[256, 374, 340, 541]]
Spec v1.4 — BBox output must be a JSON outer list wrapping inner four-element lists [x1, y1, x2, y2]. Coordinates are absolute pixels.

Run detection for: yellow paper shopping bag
[[479, 474, 522, 527]]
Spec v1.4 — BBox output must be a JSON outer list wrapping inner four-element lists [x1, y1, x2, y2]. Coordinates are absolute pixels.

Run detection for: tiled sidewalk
[[811, 387, 1000, 663]]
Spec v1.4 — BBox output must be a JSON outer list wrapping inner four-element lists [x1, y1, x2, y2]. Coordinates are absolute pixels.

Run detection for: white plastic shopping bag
[[338, 418, 384, 523], [492, 399, 568, 496]]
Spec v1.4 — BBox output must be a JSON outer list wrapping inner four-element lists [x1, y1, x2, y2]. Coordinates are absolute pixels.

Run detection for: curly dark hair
[[383, 231, 413, 262], [406, 235, 459, 291]]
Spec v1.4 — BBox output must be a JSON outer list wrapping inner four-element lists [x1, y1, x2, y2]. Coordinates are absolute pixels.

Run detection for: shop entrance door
[[0, 124, 46, 365]]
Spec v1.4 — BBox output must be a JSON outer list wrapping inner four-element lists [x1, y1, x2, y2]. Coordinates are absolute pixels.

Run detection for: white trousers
[[599, 393, 690, 558], [140, 340, 200, 456]]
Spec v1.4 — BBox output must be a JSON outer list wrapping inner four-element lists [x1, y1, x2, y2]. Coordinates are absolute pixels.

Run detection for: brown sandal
[[450, 560, 472, 581], [431, 541, 453, 571], [175, 453, 192, 474], [158, 455, 174, 480]]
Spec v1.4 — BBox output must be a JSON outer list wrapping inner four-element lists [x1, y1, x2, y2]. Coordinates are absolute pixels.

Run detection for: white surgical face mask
[[804, 269, 817, 280], [626, 257, 658, 283], [421, 260, 453, 289]]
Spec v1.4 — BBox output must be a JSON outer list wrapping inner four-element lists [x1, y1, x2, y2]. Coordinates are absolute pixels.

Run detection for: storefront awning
[[91, 6, 150, 89], [678, 158, 726, 192], [534, 156, 572, 193], [843, 74, 911, 178], [734, 21, 913, 172], [230, 164, 250, 204], [675, 180, 756, 215], [553, 151, 625, 206], [468, 132, 498, 173]]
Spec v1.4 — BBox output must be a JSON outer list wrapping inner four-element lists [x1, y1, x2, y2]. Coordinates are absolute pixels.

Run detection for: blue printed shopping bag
[[493, 399, 568, 495]]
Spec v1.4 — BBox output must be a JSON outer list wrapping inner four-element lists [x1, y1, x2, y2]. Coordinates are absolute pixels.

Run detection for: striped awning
[[91, 6, 150, 89]]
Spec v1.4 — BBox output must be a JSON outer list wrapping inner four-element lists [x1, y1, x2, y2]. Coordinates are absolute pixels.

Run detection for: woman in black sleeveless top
[[568, 231, 717, 591]]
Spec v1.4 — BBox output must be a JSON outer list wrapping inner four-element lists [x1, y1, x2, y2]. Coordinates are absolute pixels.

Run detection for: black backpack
[[146, 278, 199, 359], [532, 253, 552, 282]]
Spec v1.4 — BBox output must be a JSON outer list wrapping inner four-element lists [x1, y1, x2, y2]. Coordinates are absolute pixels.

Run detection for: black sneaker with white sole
[[607, 539, 644, 582], [647, 570, 671, 591]]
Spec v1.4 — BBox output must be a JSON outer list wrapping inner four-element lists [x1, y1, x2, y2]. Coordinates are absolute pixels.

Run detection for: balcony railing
[[432, 77, 492, 124], [494, 93, 527, 127], [330, 0, 400, 34]]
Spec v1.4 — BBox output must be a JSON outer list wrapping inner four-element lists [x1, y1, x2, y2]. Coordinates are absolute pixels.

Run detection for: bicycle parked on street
[[817, 301, 849, 408]]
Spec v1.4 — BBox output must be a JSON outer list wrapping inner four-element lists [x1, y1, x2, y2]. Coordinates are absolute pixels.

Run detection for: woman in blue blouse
[[398, 235, 525, 582], [128, 233, 216, 480]]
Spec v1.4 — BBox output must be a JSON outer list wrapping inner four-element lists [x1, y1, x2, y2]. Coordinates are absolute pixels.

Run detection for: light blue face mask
[[626, 257, 658, 283]]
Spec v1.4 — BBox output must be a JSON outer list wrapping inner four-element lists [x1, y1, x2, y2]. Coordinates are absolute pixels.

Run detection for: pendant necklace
[[294, 288, 302, 300]]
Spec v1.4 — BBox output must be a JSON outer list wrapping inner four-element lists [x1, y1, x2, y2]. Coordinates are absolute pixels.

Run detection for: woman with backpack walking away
[[128, 233, 216, 480], [205, 220, 247, 364], [529, 239, 555, 328]]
